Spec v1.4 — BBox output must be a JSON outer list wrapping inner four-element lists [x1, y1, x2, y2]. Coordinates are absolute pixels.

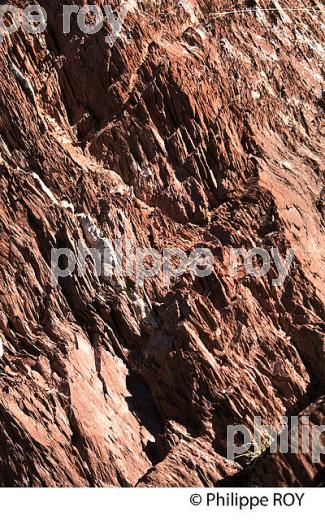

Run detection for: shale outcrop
[[0, 0, 324, 486]]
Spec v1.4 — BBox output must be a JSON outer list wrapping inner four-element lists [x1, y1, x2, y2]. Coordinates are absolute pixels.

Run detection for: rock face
[[0, 0, 324, 487], [220, 396, 325, 487]]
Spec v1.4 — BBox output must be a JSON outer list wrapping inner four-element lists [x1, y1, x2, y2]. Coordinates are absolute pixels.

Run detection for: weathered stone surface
[[220, 396, 325, 487], [0, 1, 324, 486]]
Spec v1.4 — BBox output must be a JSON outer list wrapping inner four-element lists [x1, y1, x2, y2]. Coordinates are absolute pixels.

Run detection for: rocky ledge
[[0, 0, 324, 486]]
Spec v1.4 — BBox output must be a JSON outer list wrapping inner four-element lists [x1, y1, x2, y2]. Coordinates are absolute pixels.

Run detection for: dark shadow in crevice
[[126, 372, 165, 464]]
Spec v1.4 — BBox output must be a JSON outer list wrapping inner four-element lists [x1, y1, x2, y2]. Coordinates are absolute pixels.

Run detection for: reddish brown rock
[[219, 396, 325, 487], [0, 0, 324, 486]]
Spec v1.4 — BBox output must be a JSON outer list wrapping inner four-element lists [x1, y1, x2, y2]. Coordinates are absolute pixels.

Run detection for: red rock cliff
[[0, 0, 324, 486]]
